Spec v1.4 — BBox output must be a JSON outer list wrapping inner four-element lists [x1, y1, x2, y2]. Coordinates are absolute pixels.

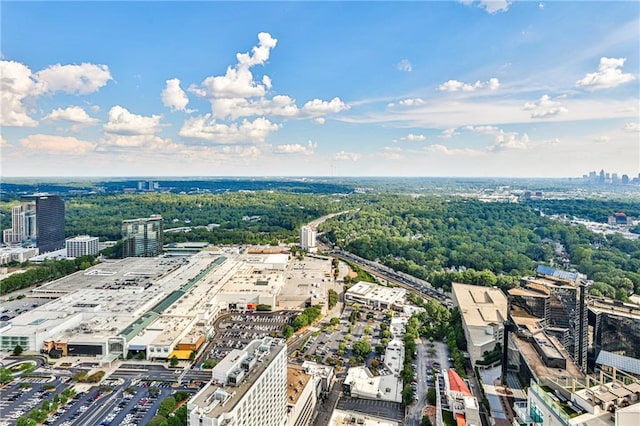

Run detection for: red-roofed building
[[442, 369, 481, 426], [448, 369, 472, 397]]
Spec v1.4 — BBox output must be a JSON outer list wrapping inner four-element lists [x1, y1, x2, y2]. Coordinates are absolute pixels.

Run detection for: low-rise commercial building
[[345, 282, 406, 310]]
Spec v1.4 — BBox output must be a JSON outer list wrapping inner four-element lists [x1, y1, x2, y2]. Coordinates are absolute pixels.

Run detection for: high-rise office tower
[[3, 195, 65, 253], [121, 215, 163, 257]]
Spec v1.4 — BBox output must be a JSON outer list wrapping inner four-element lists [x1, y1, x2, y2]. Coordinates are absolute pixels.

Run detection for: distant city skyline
[[1, 1, 638, 177]]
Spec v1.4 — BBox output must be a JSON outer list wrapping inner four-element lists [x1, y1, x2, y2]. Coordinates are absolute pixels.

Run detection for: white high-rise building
[[66, 235, 99, 257], [300, 226, 317, 252], [188, 337, 288, 426]]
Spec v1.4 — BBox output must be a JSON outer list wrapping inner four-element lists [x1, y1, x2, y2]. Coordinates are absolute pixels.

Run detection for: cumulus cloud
[[0, 134, 9, 147], [488, 131, 530, 152], [440, 128, 459, 139], [20, 134, 96, 154], [161, 78, 191, 112], [0, 60, 112, 127], [273, 140, 317, 155], [623, 122, 640, 132], [334, 151, 359, 161], [179, 114, 280, 144], [314, 117, 326, 125], [395, 133, 426, 142], [523, 94, 568, 118], [210, 95, 299, 120], [0, 60, 40, 127], [187, 33, 348, 123], [438, 77, 499, 92], [189, 32, 277, 101], [396, 59, 412, 72], [103, 105, 165, 135], [301, 97, 349, 116], [576, 57, 636, 90], [45, 106, 99, 127], [593, 136, 610, 144], [35, 63, 112, 95], [478, 0, 512, 14]]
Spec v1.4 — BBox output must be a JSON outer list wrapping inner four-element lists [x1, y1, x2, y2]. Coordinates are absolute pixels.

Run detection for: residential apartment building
[[300, 226, 317, 252], [122, 215, 163, 257], [188, 338, 288, 426]]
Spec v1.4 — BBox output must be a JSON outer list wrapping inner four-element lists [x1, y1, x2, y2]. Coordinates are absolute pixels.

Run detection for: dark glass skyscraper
[[20, 194, 65, 253]]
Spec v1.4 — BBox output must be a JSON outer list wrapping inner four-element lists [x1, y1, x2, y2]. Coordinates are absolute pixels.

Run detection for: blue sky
[[1, 1, 638, 177]]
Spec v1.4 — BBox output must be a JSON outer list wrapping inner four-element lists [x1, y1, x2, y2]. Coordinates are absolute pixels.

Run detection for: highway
[[331, 249, 452, 306]]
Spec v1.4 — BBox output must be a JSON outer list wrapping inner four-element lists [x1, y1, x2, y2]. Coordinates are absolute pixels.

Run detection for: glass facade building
[[122, 215, 163, 257]]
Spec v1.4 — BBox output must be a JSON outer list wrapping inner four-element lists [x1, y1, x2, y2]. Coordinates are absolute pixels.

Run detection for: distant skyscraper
[[599, 169, 605, 183], [300, 226, 317, 252], [122, 215, 163, 257], [621, 174, 629, 185], [3, 195, 65, 253]]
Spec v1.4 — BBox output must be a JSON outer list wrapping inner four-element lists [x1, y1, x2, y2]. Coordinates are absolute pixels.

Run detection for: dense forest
[[320, 195, 640, 300], [12, 192, 340, 244], [2, 188, 639, 301]]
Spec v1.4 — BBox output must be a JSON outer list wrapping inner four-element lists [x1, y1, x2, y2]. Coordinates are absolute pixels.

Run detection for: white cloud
[[103, 105, 165, 135], [478, 1, 512, 14], [45, 106, 99, 127], [523, 94, 568, 118], [397, 133, 426, 142], [593, 135, 610, 144], [440, 128, 459, 139], [99, 133, 175, 149], [623, 122, 640, 132], [1, 60, 112, 127], [489, 131, 530, 152], [210, 95, 299, 120], [398, 98, 426, 107], [538, 3, 544, 9], [438, 77, 500, 92], [161, 78, 190, 112], [0, 135, 9, 147], [179, 114, 280, 144], [396, 59, 412, 72], [35, 63, 112, 95], [465, 125, 500, 134], [0, 60, 39, 127], [334, 151, 360, 161], [314, 117, 326, 125], [273, 140, 317, 155], [236, 32, 278, 67], [301, 97, 349, 116], [20, 134, 96, 154], [576, 57, 635, 90], [190, 32, 277, 101]]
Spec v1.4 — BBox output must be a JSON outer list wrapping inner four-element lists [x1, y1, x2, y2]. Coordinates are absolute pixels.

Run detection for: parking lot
[[206, 311, 297, 361], [0, 373, 193, 426]]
